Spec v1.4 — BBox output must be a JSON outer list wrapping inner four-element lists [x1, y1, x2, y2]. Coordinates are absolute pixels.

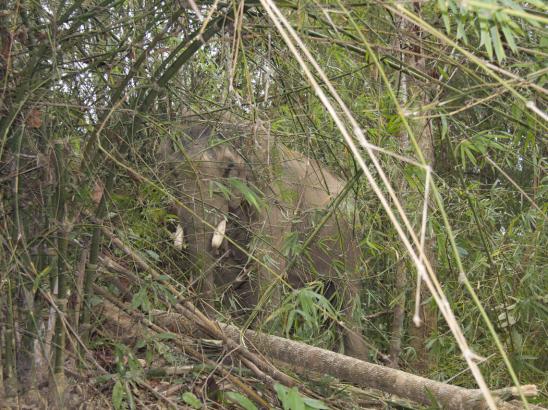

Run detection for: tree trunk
[[145, 307, 531, 410], [404, 5, 439, 374]]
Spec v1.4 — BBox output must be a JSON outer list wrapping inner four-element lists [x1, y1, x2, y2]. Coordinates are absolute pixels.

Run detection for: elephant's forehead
[[188, 150, 218, 166], [217, 145, 242, 162], [188, 144, 238, 160]]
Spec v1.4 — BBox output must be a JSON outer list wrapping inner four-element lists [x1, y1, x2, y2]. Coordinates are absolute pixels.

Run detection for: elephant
[[160, 119, 369, 361]]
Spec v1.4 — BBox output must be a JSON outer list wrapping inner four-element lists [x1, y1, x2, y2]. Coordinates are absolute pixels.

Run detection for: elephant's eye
[[223, 161, 235, 179]]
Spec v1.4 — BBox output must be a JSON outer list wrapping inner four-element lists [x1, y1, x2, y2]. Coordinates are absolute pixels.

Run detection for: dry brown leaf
[[26, 108, 43, 129], [91, 180, 104, 205]]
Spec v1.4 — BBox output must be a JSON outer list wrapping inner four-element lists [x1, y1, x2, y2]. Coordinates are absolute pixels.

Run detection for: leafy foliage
[[274, 384, 329, 410], [0, 0, 545, 407]]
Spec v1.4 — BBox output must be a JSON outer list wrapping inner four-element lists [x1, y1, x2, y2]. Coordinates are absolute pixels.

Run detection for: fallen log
[[152, 310, 539, 410]]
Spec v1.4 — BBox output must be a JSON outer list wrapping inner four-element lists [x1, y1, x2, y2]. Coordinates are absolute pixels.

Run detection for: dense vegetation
[[0, 0, 546, 408]]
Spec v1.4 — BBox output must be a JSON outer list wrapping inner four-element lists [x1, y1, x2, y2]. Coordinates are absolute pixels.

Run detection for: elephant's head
[[162, 126, 250, 267]]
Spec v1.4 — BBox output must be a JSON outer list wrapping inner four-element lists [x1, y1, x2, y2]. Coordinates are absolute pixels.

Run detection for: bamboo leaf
[[501, 25, 518, 52], [490, 24, 506, 62], [224, 391, 258, 410], [229, 178, 264, 211], [182, 392, 201, 409], [303, 397, 329, 409], [112, 380, 125, 410], [480, 19, 494, 59]]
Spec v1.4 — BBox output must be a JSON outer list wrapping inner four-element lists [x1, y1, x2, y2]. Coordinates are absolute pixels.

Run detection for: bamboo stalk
[[2, 279, 17, 396], [4, 126, 26, 394], [11, 127, 39, 385], [0, 309, 4, 396], [131, 9, 235, 142], [51, 139, 69, 402], [80, 176, 112, 342]]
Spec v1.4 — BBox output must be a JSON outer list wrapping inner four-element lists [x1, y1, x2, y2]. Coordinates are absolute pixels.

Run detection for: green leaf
[[131, 288, 150, 312], [458, 139, 480, 167], [33, 266, 51, 293], [286, 387, 305, 410], [437, 0, 450, 32], [124, 382, 136, 410], [224, 391, 258, 410], [182, 392, 202, 409], [96, 374, 113, 383], [145, 249, 160, 261], [456, 245, 469, 257], [131, 289, 145, 309], [281, 231, 301, 257], [135, 339, 146, 349], [209, 180, 232, 200], [155, 332, 176, 340], [274, 384, 310, 410], [229, 178, 264, 211], [303, 397, 329, 409], [456, 19, 466, 41], [471, 137, 487, 154], [274, 383, 288, 402], [480, 19, 493, 59], [285, 310, 297, 336], [442, 13, 451, 34], [112, 380, 125, 410], [440, 115, 448, 139], [459, 143, 467, 168], [501, 25, 518, 52], [490, 25, 506, 62]]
